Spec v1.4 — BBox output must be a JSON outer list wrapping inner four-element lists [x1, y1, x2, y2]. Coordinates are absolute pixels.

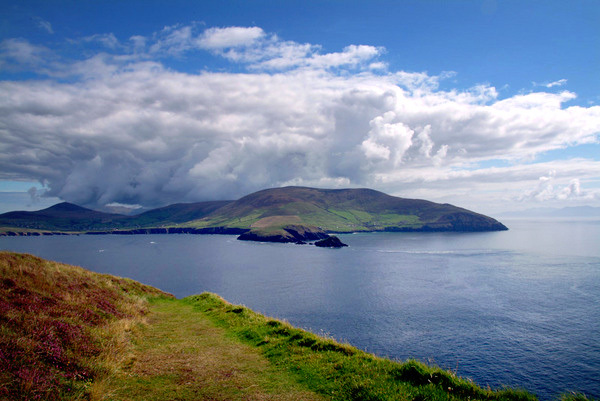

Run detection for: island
[[0, 186, 507, 245]]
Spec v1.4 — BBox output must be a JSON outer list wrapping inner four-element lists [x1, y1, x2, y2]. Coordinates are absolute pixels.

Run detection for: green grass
[[183, 197, 429, 234], [1, 252, 323, 400], [100, 298, 323, 400], [292, 208, 422, 232], [186, 293, 541, 401], [185, 211, 264, 229]]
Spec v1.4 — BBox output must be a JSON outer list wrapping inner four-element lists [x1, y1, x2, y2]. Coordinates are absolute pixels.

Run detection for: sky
[[1, 0, 599, 216]]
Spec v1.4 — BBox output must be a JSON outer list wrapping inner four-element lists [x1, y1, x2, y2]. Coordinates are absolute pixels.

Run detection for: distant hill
[[498, 206, 600, 219], [0, 202, 128, 231], [0, 200, 232, 232], [185, 186, 507, 237], [127, 200, 233, 226], [0, 187, 507, 240]]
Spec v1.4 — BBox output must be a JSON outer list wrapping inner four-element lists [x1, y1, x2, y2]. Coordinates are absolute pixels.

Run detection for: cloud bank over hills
[[1, 25, 599, 213]]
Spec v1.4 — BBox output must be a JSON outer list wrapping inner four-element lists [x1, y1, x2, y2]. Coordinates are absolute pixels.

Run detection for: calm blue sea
[[1, 218, 599, 400]]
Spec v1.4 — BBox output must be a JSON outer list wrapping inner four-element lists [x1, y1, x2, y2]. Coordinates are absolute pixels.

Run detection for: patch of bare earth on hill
[[97, 299, 323, 401], [251, 215, 302, 228]]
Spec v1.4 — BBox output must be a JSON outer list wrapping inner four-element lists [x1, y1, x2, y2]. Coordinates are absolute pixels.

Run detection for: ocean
[[1, 218, 599, 399]]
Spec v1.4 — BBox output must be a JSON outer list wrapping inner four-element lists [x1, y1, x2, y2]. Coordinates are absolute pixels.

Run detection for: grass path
[[98, 298, 324, 400]]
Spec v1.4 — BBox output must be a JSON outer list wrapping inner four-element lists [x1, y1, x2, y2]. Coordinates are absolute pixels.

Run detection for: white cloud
[[0, 38, 52, 69], [517, 171, 598, 202], [105, 202, 143, 209], [129, 35, 147, 53], [417, 125, 434, 157], [518, 170, 558, 201], [197, 26, 265, 49], [558, 179, 583, 200], [195, 27, 383, 70], [361, 113, 413, 166], [308, 44, 382, 69], [149, 25, 195, 55], [432, 145, 448, 167], [0, 25, 599, 212], [35, 17, 54, 34], [546, 79, 568, 88], [533, 78, 568, 88], [82, 33, 121, 49], [369, 61, 387, 71]]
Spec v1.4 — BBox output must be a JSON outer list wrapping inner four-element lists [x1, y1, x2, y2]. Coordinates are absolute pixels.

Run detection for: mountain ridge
[[185, 186, 508, 235], [0, 186, 507, 241], [0, 200, 231, 232]]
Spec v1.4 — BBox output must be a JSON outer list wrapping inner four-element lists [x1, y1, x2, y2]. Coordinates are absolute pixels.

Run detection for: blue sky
[[1, 0, 599, 215]]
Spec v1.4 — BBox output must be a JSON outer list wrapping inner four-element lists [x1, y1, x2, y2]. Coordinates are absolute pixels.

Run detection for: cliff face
[[314, 236, 348, 248], [432, 211, 508, 231], [382, 211, 508, 232]]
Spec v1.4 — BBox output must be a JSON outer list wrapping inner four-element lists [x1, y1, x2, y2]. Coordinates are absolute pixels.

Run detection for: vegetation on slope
[[186, 186, 507, 234], [126, 200, 232, 227], [187, 293, 538, 401], [0, 187, 507, 237], [103, 298, 323, 400], [0, 252, 171, 400], [0, 201, 232, 233]]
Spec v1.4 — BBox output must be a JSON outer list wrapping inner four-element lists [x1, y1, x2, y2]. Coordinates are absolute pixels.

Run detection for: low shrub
[[0, 252, 171, 400]]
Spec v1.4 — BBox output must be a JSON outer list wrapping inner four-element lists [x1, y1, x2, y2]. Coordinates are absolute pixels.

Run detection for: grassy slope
[[185, 187, 504, 233], [0, 252, 324, 400], [102, 298, 323, 400], [187, 294, 538, 401], [184, 191, 417, 232], [2, 253, 591, 401], [188, 294, 594, 401], [0, 251, 170, 400], [124, 200, 233, 228]]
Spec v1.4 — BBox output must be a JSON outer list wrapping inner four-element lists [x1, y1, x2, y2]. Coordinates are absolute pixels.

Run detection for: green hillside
[[125, 200, 233, 227], [185, 186, 507, 233]]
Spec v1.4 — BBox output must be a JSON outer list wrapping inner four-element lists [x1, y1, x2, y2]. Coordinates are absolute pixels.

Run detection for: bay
[[1, 218, 599, 400]]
